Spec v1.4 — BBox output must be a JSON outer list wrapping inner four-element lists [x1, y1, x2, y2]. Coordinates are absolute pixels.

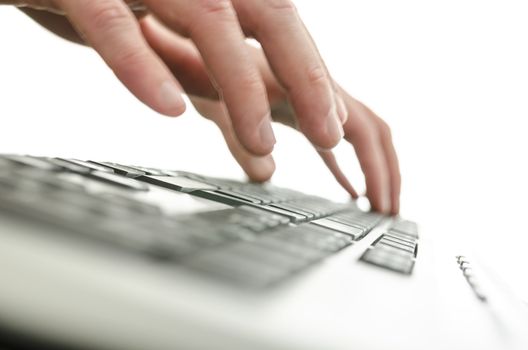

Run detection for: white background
[[1, 1, 527, 300]]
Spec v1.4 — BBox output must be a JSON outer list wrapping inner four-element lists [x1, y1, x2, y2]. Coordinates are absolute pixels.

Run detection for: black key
[[311, 217, 365, 240], [88, 171, 149, 191], [139, 176, 218, 193]]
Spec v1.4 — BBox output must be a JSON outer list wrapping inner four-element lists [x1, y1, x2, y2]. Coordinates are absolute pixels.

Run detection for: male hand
[[6, 0, 400, 214]]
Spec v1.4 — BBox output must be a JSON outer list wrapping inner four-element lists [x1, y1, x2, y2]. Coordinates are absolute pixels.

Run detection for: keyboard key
[[254, 235, 327, 261], [377, 239, 415, 254], [89, 162, 146, 177], [248, 204, 306, 223], [389, 220, 418, 238], [379, 235, 416, 250], [88, 171, 149, 191], [3, 155, 58, 171], [216, 189, 263, 204], [361, 247, 415, 274], [311, 218, 365, 240], [270, 202, 316, 220], [46, 158, 92, 174], [140, 176, 218, 193], [192, 190, 250, 206], [57, 158, 113, 173], [383, 232, 417, 245], [185, 251, 288, 288], [277, 225, 353, 252]]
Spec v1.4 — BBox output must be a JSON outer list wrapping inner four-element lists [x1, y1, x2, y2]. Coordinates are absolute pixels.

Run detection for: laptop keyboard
[[0, 154, 419, 288]]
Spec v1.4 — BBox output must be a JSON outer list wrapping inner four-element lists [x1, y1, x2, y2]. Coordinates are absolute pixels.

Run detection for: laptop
[[0, 154, 526, 350]]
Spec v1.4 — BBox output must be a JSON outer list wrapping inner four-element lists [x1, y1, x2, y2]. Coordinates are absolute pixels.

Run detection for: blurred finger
[[340, 92, 391, 213], [354, 102, 401, 214], [190, 96, 275, 182]]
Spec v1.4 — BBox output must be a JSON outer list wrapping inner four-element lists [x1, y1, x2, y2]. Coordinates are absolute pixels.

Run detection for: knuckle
[[238, 70, 266, 92], [187, 0, 236, 36], [196, 0, 234, 16], [111, 47, 149, 72], [378, 119, 393, 140], [262, 0, 297, 14], [90, 1, 132, 33], [306, 65, 329, 86]]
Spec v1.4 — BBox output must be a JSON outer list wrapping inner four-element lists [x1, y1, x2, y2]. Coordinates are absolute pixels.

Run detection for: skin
[[2, 0, 401, 214]]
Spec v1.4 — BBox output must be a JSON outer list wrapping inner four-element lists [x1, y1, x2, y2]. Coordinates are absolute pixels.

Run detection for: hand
[[8, 0, 350, 155], [10, 1, 400, 214], [138, 19, 400, 214]]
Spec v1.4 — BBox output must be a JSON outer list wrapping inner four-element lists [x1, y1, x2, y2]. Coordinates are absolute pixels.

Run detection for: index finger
[[232, 0, 344, 150], [58, 0, 186, 116]]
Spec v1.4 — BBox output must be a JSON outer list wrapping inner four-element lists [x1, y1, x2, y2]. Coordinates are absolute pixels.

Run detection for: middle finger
[[143, 0, 275, 156]]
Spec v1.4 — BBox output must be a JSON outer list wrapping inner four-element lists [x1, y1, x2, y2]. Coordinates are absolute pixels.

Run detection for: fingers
[[57, 0, 186, 116], [190, 96, 276, 182], [139, 16, 218, 100], [339, 88, 398, 214], [143, 0, 275, 156], [232, 0, 344, 150], [361, 108, 401, 214]]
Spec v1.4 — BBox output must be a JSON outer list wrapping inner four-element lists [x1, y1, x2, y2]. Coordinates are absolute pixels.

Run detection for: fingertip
[[158, 81, 187, 116], [369, 193, 391, 215], [244, 155, 276, 183], [236, 114, 276, 156], [390, 199, 400, 215]]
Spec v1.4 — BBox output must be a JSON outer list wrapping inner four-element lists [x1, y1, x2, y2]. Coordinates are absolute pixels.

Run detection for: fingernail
[[336, 95, 348, 124], [258, 114, 276, 149], [159, 81, 185, 116], [326, 109, 345, 147]]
